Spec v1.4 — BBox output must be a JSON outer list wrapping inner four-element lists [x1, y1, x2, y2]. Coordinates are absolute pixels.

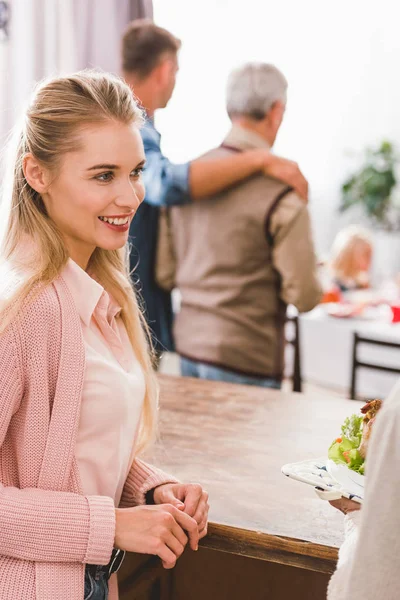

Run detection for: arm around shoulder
[[142, 145, 192, 208]]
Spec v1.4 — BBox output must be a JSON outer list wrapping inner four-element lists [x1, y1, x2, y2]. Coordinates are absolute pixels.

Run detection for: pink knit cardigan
[[0, 274, 176, 600]]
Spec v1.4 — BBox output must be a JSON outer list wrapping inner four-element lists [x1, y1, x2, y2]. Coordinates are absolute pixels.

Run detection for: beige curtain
[[74, 0, 153, 73], [1, 0, 77, 144], [129, 0, 153, 20], [0, 0, 153, 142]]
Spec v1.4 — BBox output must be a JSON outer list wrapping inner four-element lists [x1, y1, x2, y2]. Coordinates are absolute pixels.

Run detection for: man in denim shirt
[[122, 20, 308, 355], [127, 117, 191, 354]]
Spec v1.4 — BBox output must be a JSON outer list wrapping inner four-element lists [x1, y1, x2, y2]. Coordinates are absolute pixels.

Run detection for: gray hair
[[226, 63, 288, 120]]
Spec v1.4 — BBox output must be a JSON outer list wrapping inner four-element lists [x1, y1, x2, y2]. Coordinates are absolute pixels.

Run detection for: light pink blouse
[[61, 259, 145, 506]]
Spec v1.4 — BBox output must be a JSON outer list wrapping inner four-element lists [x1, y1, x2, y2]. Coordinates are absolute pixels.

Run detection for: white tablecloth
[[299, 306, 400, 399]]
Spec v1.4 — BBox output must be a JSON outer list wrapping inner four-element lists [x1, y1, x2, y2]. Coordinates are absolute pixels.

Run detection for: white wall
[[153, 0, 400, 254]]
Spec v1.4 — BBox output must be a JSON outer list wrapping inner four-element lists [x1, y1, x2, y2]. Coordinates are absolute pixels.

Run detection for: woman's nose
[[116, 179, 144, 209]]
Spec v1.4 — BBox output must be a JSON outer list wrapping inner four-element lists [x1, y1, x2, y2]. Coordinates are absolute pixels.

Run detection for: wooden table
[[119, 375, 362, 600]]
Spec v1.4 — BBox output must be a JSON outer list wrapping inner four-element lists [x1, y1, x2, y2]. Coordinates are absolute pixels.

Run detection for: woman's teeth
[[99, 216, 129, 225]]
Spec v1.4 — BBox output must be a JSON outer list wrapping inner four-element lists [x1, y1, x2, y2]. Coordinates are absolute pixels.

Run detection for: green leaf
[[340, 140, 398, 225], [340, 414, 363, 446]]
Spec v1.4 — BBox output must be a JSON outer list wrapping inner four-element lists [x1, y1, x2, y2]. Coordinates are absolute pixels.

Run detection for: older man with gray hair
[[157, 62, 322, 388]]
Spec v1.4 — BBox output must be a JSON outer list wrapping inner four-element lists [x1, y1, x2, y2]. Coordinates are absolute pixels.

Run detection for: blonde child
[[330, 226, 373, 292]]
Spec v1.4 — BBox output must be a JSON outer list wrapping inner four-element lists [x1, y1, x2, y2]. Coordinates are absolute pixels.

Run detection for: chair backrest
[[350, 332, 400, 400], [286, 314, 302, 393]]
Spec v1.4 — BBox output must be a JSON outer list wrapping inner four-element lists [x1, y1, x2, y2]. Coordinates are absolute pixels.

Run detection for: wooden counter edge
[[119, 525, 338, 596], [202, 522, 339, 575]]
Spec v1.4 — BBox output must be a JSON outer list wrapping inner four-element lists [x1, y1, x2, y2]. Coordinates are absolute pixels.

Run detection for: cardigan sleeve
[[119, 457, 179, 508], [0, 323, 115, 566]]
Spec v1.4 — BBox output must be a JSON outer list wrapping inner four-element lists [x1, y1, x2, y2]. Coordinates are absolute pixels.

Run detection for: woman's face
[[42, 121, 145, 268]]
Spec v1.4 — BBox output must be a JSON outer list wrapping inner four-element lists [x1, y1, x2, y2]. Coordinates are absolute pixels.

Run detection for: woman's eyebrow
[[87, 163, 120, 171], [87, 159, 146, 171]]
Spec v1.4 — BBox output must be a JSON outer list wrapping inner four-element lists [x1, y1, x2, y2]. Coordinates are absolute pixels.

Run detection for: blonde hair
[[0, 70, 157, 452], [330, 226, 373, 281]]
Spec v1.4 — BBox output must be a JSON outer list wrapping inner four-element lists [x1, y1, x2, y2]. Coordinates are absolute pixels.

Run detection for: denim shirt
[[129, 118, 191, 352]]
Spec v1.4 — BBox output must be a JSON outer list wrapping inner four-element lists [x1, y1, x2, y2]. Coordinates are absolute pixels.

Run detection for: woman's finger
[[198, 524, 208, 540], [154, 541, 177, 569], [172, 505, 199, 551], [193, 494, 209, 525], [163, 529, 185, 561], [183, 484, 203, 517], [198, 515, 208, 532], [170, 520, 188, 549], [158, 487, 185, 509]]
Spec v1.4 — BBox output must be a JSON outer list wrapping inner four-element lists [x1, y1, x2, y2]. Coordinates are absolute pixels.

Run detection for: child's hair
[[330, 226, 373, 281], [0, 70, 157, 452]]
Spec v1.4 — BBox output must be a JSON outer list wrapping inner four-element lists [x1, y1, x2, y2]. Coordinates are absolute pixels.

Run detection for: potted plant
[[340, 140, 399, 229], [340, 141, 400, 282]]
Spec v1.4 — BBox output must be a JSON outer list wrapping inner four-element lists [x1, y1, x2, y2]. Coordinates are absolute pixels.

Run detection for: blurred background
[[2, 0, 400, 260], [2, 0, 400, 399]]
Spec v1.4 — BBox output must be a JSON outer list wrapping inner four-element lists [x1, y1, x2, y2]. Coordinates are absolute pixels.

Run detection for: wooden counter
[[119, 375, 362, 600]]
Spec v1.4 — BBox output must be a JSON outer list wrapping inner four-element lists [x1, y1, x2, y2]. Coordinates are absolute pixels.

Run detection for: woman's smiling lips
[[98, 212, 134, 233]]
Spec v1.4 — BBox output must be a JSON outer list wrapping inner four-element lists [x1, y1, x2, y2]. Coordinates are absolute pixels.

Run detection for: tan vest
[[172, 152, 296, 378], [156, 126, 322, 378]]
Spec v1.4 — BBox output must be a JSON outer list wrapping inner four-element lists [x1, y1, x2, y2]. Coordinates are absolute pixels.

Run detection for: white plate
[[282, 457, 363, 502], [326, 459, 365, 497]]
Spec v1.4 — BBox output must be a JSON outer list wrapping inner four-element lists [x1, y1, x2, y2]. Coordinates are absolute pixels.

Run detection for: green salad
[[328, 414, 365, 475]]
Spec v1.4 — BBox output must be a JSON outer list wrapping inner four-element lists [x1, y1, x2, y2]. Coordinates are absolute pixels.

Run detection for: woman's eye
[[131, 167, 144, 178], [95, 172, 114, 183]]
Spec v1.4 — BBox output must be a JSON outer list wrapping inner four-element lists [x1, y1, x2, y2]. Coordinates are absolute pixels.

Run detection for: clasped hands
[[115, 482, 209, 569]]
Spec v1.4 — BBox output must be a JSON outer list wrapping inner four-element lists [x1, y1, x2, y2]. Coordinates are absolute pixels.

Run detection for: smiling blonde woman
[[0, 71, 209, 600]]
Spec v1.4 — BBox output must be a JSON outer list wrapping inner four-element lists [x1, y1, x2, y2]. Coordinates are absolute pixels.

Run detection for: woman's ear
[[23, 154, 51, 194]]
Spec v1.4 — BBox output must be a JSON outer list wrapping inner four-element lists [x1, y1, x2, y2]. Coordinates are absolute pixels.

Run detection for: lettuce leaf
[[328, 438, 353, 465], [341, 414, 363, 446], [328, 414, 365, 474]]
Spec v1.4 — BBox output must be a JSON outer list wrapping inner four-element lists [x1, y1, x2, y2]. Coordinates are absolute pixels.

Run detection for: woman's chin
[[96, 235, 129, 252]]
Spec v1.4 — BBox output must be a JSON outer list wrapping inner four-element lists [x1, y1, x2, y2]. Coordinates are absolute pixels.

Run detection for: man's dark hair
[[122, 19, 181, 79]]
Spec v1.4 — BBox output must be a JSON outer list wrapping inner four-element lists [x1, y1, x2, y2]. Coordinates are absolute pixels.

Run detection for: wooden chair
[[350, 332, 400, 400], [286, 313, 302, 393]]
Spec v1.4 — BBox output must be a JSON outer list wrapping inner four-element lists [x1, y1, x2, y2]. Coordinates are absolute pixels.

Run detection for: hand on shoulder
[[260, 150, 308, 202]]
